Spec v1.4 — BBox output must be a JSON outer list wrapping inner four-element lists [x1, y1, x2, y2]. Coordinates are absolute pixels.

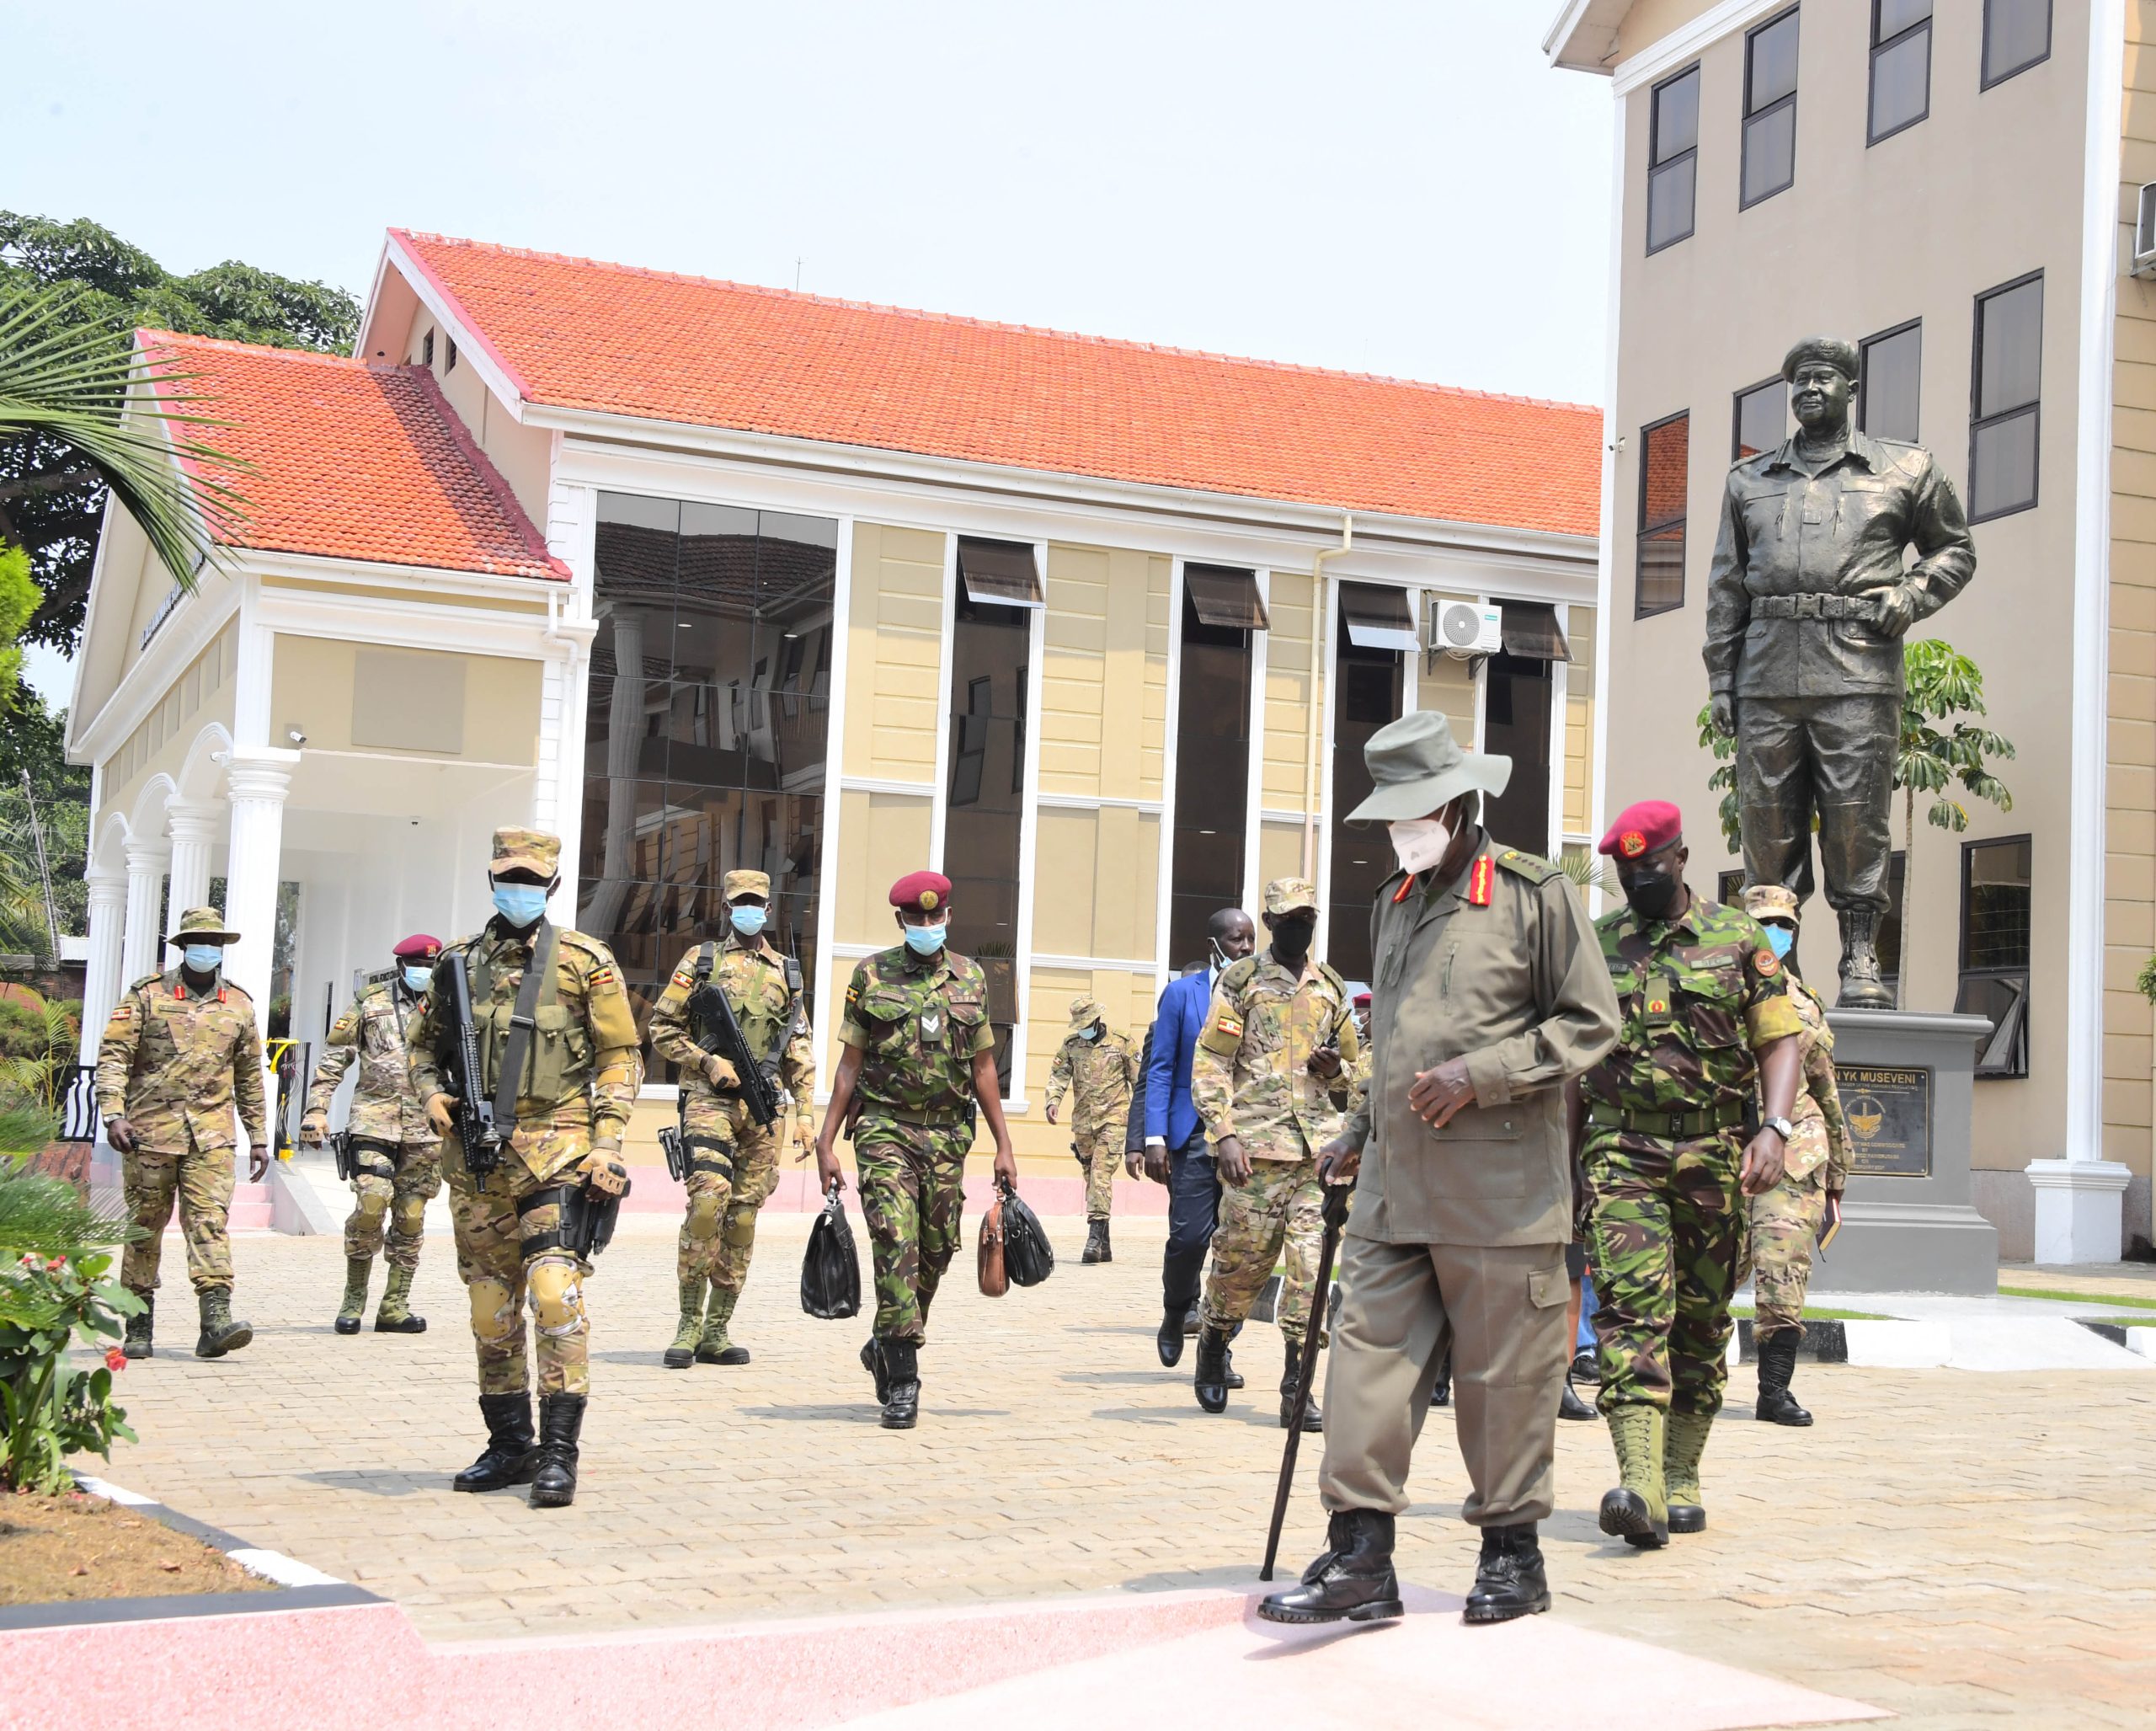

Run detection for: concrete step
[[229, 1181, 273, 1231]]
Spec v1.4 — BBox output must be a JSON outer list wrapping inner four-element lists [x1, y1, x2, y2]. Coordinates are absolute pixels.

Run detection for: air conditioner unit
[[2137, 183, 2156, 279], [1431, 597, 1502, 658]]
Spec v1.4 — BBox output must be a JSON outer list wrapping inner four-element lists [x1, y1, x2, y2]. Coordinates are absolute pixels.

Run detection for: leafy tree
[[0, 213, 358, 652], [1694, 703, 1742, 857], [0, 694, 89, 956]]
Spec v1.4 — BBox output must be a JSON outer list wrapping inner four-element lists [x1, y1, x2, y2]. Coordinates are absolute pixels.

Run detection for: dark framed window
[[1982, 0, 2051, 89], [1956, 836, 2031, 1078], [1869, 1, 1932, 143], [420, 329, 435, 366], [1741, 8, 1800, 209], [1860, 319, 1923, 442], [1482, 651, 1554, 858], [1647, 65, 1700, 254], [1732, 376, 1786, 460], [1169, 571, 1257, 970], [583, 493, 837, 1082], [1969, 273, 2042, 521], [1328, 590, 1406, 983], [1636, 410, 1689, 618], [446, 336, 458, 372]]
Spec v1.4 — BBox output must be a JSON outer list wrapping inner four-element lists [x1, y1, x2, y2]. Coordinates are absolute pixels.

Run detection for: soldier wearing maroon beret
[[1572, 799, 1804, 1552], [814, 868, 1017, 1429]]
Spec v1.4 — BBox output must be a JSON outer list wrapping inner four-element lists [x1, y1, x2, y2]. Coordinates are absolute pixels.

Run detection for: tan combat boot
[[1664, 1409, 1713, 1534], [1598, 1405, 1668, 1549]]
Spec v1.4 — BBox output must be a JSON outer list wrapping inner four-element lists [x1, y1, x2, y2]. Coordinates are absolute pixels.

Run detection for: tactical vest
[[468, 925, 594, 1108]]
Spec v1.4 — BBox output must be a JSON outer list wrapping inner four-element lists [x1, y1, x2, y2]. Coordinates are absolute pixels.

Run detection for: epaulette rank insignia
[[1467, 857, 1494, 907], [1392, 875, 1416, 904]]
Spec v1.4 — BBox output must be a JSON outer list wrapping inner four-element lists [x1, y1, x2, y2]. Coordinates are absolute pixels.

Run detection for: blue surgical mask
[[403, 965, 433, 991], [903, 922, 947, 956], [492, 883, 549, 928], [181, 944, 223, 974], [1765, 926, 1796, 959], [730, 905, 768, 937], [1079, 1025, 1101, 1042]]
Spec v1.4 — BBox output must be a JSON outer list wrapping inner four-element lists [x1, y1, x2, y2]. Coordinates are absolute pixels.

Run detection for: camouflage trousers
[[1740, 1162, 1828, 1337], [1072, 1123, 1122, 1221], [855, 1118, 970, 1342], [120, 1144, 235, 1294], [675, 1106, 784, 1293], [1583, 1127, 1744, 1420], [1202, 1157, 1323, 1338], [446, 1146, 593, 1398], [343, 1139, 442, 1271]]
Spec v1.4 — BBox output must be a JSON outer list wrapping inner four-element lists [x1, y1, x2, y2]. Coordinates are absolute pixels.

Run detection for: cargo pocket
[[1421, 1103, 1530, 1201]]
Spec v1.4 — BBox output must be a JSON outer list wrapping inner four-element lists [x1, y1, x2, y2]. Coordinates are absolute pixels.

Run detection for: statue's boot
[[1837, 908, 1894, 1008]]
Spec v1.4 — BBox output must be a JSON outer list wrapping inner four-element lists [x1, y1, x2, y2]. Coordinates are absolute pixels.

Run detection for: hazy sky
[[5, 0, 1613, 701]]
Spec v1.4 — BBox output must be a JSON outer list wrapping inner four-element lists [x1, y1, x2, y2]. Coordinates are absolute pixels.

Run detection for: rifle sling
[[490, 921, 558, 1133]]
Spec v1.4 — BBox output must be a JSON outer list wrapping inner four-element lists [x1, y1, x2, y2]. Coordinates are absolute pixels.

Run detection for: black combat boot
[[1430, 1350, 1452, 1408], [122, 1291, 154, 1360], [862, 1337, 890, 1404], [1755, 1331, 1813, 1426], [1257, 1509, 1403, 1625], [1463, 1523, 1550, 1624], [1157, 1309, 1186, 1367], [528, 1392, 587, 1507], [1082, 1220, 1111, 1264], [1182, 1302, 1200, 1337], [880, 1338, 921, 1429], [1279, 1333, 1321, 1431], [453, 1392, 538, 1493], [1193, 1325, 1231, 1413], [195, 1288, 253, 1359], [1558, 1365, 1595, 1421], [1225, 1322, 1245, 1390]]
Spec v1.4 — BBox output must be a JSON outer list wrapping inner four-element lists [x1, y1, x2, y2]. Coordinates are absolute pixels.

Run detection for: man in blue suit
[[1145, 907, 1257, 1366]]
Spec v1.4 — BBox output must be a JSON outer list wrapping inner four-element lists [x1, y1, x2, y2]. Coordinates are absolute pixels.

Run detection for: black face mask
[[1621, 867, 1682, 922], [1270, 916, 1316, 966]]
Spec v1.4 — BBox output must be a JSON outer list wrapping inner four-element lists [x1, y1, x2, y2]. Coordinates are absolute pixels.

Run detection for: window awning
[[1500, 601, 1571, 661], [1339, 583, 1418, 654], [1185, 564, 1268, 630], [958, 537, 1043, 608]]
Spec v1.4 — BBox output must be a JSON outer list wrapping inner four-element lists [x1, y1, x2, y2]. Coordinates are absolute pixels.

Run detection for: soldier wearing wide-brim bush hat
[[813, 868, 1019, 1430], [1047, 993, 1139, 1264], [96, 906, 268, 1361]]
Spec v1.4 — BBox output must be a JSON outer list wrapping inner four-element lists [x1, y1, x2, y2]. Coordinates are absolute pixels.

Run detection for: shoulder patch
[[127, 972, 163, 993], [1493, 849, 1561, 886], [1753, 949, 1781, 977]]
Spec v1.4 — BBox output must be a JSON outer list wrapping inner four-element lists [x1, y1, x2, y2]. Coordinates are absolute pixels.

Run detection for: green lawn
[[1999, 1284, 2156, 1310], [1729, 1305, 1891, 1322]]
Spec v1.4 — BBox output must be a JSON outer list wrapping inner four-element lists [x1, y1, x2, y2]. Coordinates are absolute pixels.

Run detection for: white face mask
[[1387, 816, 1453, 875]]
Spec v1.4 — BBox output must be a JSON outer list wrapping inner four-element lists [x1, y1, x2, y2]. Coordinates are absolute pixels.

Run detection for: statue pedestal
[[1818, 1008, 1998, 1295]]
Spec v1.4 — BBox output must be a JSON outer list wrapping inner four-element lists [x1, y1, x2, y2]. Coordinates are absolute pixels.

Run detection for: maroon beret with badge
[[889, 870, 953, 913], [392, 932, 443, 959], [1597, 799, 1683, 860]]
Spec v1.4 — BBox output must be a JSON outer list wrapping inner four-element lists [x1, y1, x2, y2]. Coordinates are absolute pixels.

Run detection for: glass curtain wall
[[581, 493, 836, 1080]]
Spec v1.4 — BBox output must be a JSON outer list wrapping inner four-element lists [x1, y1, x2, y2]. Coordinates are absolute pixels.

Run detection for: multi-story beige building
[[1549, 0, 2151, 1261]]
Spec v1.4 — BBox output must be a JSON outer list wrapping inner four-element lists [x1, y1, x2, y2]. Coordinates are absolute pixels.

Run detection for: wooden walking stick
[[1261, 1176, 1354, 1580]]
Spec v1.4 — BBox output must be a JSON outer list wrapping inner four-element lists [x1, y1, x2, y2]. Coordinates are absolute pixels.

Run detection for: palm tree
[[0, 283, 248, 601]]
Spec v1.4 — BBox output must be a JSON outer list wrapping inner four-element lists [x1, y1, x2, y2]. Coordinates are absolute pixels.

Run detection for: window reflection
[[1170, 576, 1256, 969]]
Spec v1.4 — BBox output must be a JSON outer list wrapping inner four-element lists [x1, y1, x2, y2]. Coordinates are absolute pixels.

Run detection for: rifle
[[437, 951, 506, 1193], [1260, 1177, 1355, 1581], [687, 955, 782, 1129]]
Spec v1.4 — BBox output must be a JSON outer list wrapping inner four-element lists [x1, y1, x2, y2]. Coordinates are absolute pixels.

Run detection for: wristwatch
[[1762, 1114, 1795, 1143]]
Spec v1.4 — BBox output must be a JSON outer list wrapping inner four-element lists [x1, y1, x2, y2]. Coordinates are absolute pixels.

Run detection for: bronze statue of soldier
[[1704, 336, 1977, 1007]]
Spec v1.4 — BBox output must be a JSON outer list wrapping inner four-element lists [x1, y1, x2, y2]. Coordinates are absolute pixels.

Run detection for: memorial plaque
[[1833, 1064, 1931, 1178]]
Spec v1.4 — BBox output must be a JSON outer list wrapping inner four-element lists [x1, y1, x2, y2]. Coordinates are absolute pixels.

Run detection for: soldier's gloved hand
[[1709, 692, 1737, 736], [249, 1144, 270, 1182], [104, 1115, 136, 1155], [424, 1093, 457, 1136], [1871, 583, 1919, 638], [299, 1111, 328, 1148], [1316, 1134, 1362, 1185], [1214, 1134, 1252, 1187], [579, 1143, 630, 1197], [703, 1054, 740, 1092]]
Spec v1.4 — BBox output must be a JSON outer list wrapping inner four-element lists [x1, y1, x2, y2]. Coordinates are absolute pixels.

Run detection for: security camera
[[285, 725, 307, 746]]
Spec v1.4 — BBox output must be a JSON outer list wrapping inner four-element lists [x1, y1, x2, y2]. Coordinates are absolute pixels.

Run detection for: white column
[[120, 836, 170, 991], [164, 799, 221, 918], [78, 874, 128, 1065], [220, 756, 293, 1019]]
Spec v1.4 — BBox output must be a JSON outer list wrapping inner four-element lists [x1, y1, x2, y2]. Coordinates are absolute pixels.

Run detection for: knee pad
[[526, 1257, 584, 1335], [354, 1188, 391, 1225], [723, 1205, 759, 1248], [391, 1197, 427, 1239], [685, 1193, 724, 1241], [467, 1277, 518, 1342]]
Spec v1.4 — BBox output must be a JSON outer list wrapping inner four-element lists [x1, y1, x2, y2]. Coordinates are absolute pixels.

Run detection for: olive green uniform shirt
[[837, 945, 995, 1119]]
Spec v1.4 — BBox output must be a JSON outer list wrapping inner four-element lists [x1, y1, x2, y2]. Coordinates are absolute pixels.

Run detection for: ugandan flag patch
[[670, 970, 694, 989], [1215, 1015, 1244, 1039], [1467, 857, 1494, 907], [590, 966, 617, 988], [1753, 950, 1781, 977]]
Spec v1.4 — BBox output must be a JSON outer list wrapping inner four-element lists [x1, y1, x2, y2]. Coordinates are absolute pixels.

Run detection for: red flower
[[104, 1347, 127, 1372], [47, 1257, 67, 1274]]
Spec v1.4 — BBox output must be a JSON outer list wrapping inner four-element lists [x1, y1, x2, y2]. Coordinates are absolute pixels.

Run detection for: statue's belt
[[1748, 593, 1874, 621]]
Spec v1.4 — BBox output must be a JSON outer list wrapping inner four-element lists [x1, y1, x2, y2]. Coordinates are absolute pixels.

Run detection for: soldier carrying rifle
[[648, 868, 816, 1369]]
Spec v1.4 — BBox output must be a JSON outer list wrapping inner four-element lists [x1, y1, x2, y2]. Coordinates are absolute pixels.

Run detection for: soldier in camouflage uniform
[[409, 827, 642, 1509], [1737, 884, 1850, 1428], [814, 869, 1018, 1430], [1577, 800, 1803, 1551], [97, 906, 270, 1361], [302, 933, 444, 1336], [1192, 877, 1358, 1431], [648, 868, 816, 1369], [1044, 995, 1139, 1264]]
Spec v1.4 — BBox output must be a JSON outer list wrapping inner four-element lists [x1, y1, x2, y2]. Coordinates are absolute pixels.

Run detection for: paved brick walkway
[[96, 1213, 2156, 1728]]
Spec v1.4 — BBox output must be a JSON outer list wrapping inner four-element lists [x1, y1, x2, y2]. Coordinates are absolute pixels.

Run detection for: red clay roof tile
[[393, 231, 1601, 538], [139, 330, 566, 581]]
